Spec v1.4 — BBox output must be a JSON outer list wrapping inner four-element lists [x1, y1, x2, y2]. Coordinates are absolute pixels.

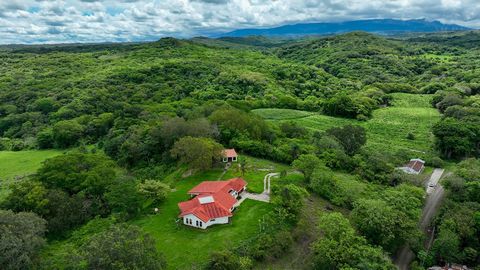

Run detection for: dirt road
[[395, 168, 445, 270]]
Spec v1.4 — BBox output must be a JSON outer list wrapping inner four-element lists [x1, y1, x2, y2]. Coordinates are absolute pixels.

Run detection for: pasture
[[253, 93, 440, 156], [0, 150, 63, 201]]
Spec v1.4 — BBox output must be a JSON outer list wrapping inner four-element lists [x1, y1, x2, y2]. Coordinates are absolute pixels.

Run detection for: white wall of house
[[399, 166, 423, 175], [182, 214, 229, 229], [205, 216, 229, 227]]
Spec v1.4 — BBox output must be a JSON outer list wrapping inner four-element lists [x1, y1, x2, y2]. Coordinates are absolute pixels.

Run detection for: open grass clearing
[[253, 93, 440, 156], [0, 149, 64, 201], [223, 155, 290, 193]]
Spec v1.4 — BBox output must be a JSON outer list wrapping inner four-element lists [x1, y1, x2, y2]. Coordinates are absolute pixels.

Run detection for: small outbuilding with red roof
[[222, 148, 238, 163], [399, 158, 425, 175], [178, 178, 247, 229]]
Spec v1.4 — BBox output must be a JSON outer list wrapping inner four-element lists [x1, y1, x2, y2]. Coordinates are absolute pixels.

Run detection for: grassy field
[[134, 168, 274, 269], [253, 93, 440, 157], [0, 150, 63, 201], [223, 155, 290, 193]]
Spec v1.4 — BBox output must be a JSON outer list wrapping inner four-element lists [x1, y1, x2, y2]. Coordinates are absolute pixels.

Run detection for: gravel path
[[235, 172, 279, 206]]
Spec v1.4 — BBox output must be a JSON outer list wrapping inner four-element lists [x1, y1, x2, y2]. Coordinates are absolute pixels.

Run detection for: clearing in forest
[[0, 149, 63, 200], [253, 93, 440, 155]]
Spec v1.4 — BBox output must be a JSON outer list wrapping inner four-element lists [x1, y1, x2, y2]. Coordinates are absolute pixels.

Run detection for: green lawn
[[134, 169, 274, 269], [253, 93, 440, 156], [223, 155, 290, 193], [0, 149, 63, 201]]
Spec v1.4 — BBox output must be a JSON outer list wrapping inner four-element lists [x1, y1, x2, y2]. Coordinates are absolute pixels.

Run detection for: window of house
[[199, 221, 203, 227], [196, 220, 199, 227]]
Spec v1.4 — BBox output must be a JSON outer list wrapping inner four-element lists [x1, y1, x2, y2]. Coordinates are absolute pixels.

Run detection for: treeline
[[431, 83, 480, 159]]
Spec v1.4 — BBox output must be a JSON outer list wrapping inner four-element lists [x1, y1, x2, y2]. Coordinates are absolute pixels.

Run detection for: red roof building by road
[[399, 158, 425, 175], [178, 178, 247, 229]]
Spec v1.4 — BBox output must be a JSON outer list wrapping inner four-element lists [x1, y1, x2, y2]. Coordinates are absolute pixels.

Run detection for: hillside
[[1, 31, 480, 270]]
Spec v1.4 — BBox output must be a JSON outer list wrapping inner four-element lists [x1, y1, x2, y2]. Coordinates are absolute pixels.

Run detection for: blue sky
[[0, 0, 479, 44]]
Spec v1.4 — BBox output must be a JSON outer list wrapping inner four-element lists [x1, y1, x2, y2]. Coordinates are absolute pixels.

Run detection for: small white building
[[178, 178, 247, 229], [399, 158, 425, 175]]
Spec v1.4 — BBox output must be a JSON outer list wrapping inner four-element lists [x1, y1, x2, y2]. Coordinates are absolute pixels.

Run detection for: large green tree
[[0, 210, 47, 270], [81, 224, 167, 270], [312, 212, 395, 270], [36, 152, 117, 196], [171, 136, 223, 171], [326, 125, 366, 156]]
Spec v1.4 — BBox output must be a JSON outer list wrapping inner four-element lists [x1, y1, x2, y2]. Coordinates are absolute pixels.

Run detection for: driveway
[[235, 172, 279, 206], [426, 168, 444, 195], [395, 168, 445, 270]]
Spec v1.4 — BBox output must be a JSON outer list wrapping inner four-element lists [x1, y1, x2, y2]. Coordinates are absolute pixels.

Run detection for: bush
[[37, 128, 54, 149], [426, 156, 444, 168]]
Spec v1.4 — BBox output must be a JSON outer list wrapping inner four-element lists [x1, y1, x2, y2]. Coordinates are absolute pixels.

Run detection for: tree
[[323, 94, 358, 118], [205, 251, 243, 270], [235, 158, 248, 177], [432, 117, 478, 159], [36, 152, 117, 196], [31, 97, 58, 114], [292, 154, 322, 183], [327, 125, 366, 155], [351, 199, 398, 249], [137, 180, 170, 205], [312, 213, 395, 270], [456, 158, 480, 182], [36, 128, 54, 149], [106, 179, 143, 220], [309, 165, 339, 201], [52, 120, 84, 148], [280, 121, 307, 138], [1, 180, 49, 215], [272, 184, 308, 222], [160, 117, 215, 147], [82, 224, 166, 270], [432, 226, 461, 263], [171, 136, 223, 171], [0, 210, 47, 270]]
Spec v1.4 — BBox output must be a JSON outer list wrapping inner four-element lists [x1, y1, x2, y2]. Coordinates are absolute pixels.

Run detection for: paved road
[[395, 168, 445, 270], [426, 169, 444, 195]]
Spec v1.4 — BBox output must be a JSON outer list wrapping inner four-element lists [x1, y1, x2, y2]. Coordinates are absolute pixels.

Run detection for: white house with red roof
[[178, 178, 247, 229], [222, 148, 238, 163], [399, 158, 425, 175]]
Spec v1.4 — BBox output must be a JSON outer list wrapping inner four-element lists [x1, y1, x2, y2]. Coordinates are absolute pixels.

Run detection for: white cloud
[[0, 0, 478, 44]]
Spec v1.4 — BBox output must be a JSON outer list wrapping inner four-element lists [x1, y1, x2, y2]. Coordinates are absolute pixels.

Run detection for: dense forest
[[1, 30, 480, 270]]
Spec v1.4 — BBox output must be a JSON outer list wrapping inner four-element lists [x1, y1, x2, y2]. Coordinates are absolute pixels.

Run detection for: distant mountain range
[[217, 19, 471, 37]]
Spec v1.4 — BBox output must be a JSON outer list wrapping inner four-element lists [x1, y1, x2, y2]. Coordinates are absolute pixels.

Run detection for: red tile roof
[[406, 159, 425, 172], [188, 178, 247, 195], [179, 178, 247, 222], [223, 148, 237, 158]]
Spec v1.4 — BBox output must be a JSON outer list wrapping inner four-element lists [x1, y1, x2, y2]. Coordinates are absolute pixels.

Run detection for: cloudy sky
[[0, 0, 479, 44]]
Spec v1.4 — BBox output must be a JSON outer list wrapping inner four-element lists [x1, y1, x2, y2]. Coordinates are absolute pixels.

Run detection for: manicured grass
[[0, 149, 63, 201], [222, 155, 290, 193], [253, 93, 440, 156], [134, 169, 274, 269]]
